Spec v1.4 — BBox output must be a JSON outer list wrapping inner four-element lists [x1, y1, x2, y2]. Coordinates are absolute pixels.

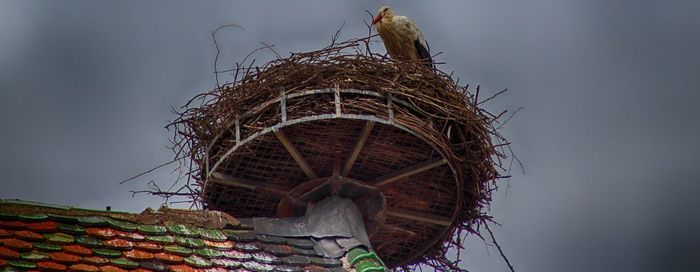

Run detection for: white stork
[[372, 6, 433, 67]]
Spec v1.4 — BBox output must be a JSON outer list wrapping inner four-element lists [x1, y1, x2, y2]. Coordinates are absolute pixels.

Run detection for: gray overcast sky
[[1, 1, 699, 271]]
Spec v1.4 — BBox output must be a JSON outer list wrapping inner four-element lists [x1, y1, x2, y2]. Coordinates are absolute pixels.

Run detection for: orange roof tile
[[37, 261, 67, 271], [0, 200, 349, 272]]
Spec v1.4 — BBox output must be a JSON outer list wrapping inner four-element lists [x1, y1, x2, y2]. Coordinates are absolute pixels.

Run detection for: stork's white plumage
[[372, 6, 433, 67]]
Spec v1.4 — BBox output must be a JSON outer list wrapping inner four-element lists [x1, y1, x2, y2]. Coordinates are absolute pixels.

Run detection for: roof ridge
[[1, 199, 127, 214], [0, 199, 241, 230]]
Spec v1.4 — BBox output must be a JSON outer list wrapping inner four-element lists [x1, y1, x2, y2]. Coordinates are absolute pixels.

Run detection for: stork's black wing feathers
[[414, 38, 434, 68]]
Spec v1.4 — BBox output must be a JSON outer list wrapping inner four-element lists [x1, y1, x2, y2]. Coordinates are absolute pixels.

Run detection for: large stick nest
[[169, 36, 512, 271]]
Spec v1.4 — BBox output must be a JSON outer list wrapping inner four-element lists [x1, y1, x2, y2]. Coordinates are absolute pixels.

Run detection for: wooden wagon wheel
[[201, 89, 463, 267]]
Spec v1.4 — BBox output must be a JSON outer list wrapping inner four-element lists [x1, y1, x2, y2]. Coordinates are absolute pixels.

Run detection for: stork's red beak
[[372, 14, 382, 25]]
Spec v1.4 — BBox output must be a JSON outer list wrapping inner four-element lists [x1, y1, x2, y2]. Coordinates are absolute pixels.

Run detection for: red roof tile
[[123, 249, 154, 261], [85, 228, 116, 239], [49, 252, 80, 263], [2, 238, 33, 251], [63, 244, 92, 256], [37, 261, 67, 271], [14, 230, 43, 241], [0, 229, 11, 238], [0, 221, 26, 229], [0, 247, 19, 259], [0, 200, 354, 272], [98, 265, 127, 272], [134, 241, 162, 252], [103, 238, 133, 250], [26, 221, 57, 232], [153, 252, 182, 263], [80, 256, 109, 265], [69, 263, 100, 272]]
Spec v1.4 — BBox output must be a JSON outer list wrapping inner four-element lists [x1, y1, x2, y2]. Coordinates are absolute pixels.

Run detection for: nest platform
[[172, 38, 504, 269]]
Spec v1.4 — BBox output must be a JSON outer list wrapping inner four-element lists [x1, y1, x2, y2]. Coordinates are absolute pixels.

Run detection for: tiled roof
[[0, 200, 365, 272]]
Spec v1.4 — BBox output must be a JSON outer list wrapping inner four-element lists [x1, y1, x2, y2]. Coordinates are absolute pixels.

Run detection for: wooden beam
[[370, 158, 447, 188], [382, 224, 417, 237], [210, 172, 290, 197], [341, 121, 375, 176], [386, 208, 452, 227], [274, 130, 319, 179]]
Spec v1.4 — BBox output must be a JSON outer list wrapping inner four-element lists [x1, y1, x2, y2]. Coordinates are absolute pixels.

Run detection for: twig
[[330, 21, 345, 46], [118, 159, 179, 184], [484, 222, 515, 272], [260, 41, 282, 59], [477, 88, 508, 106], [495, 106, 523, 130], [212, 24, 245, 88]]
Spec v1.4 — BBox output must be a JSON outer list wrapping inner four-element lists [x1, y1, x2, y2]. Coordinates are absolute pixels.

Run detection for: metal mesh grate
[[198, 89, 478, 267]]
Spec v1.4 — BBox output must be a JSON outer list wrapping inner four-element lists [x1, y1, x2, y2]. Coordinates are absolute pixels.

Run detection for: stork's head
[[372, 6, 394, 25]]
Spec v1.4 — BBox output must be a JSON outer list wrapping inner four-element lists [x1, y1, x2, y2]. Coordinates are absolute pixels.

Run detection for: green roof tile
[[354, 259, 385, 272], [137, 225, 166, 235], [347, 247, 385, 271], [347, 247, 366, 265], [220, 250, 252, 261], [32, 242, 62, 252], [19, 251, 49, 261], [183, 255, 212, 268], [109, 257, 139, 269], [57, 223, 85, 234], [146, 235, 175, 244], [163, 245, 192, 256], [47, 214, 80, 223], [77, 216, 107, 226], [17, 214, 47, 221], [197, 229, 226, 241], [75, 235, 104, 247], [92, 248, 122, 258], [193, 248, 222, 258], [174, 237, 204, 248], [7, 259, 36, 269], [166, 224, 197, 237], [43, 233, 74, 244], [107, 219, 138, 232]]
